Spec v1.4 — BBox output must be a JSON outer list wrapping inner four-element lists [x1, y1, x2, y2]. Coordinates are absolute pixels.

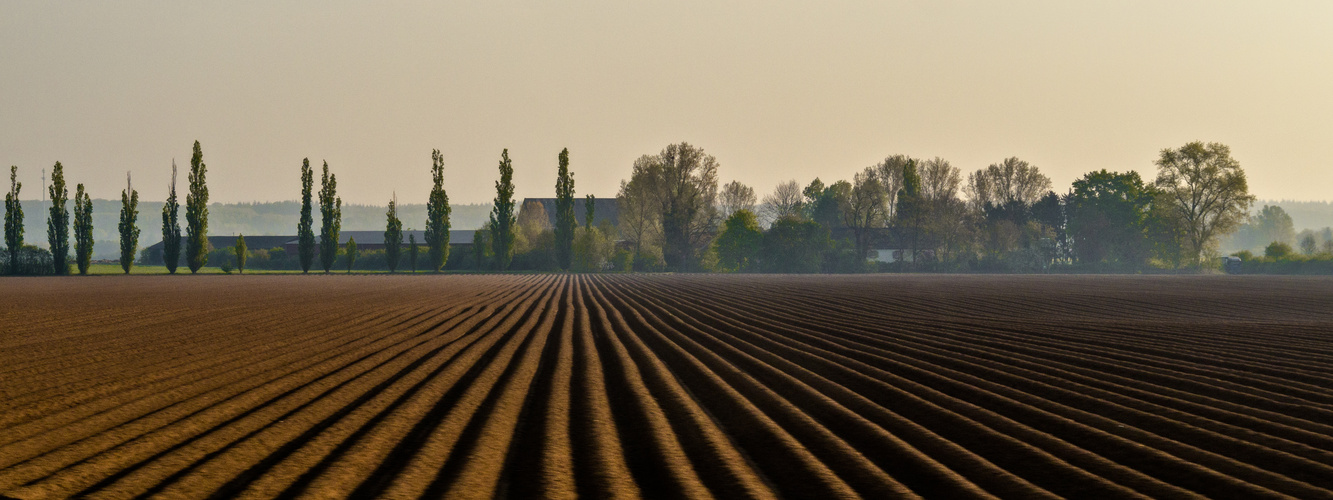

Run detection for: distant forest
[[15, 200, 493, 259]]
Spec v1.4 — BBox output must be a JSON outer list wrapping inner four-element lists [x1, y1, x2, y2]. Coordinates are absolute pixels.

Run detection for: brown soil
[[1, 274, 1331, 499]]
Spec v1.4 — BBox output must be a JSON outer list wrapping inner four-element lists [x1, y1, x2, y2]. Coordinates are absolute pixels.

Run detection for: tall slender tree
[[408, 233, 419, 273], [585, 194, 596, 230], [4, 166, 22, 273], [185, 141, 209, 273], [73, 184, 93, 275], [345, 237, 357, 273], [318, 161, 341, 273], [161, 160, 181, 274], [490, 149, 516, 271], [384, 193, 402, 272], [47, 161, 69, 274], [119, 172, 140, 274], [425, 149, 452, 271], [235, 234, 247, 274], [895, 159, 925, 265], [298, 158, 316, 273], [554, 148, 576, 270]]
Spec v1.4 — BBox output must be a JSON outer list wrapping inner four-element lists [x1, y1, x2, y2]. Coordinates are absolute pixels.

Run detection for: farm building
[[140, 230, 478, 265], [281, 230, 476, 254], [830, 227, 925, 263], [519, 197, 619, 229]]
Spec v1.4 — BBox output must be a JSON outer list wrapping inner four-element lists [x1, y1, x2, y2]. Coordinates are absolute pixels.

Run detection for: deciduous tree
[[384, 194, 402, 272], [345, 237, 357, 273], [48, 161, 69, 275], [408, 233, 419, 273], [318, 161, 341, 273], [490, 149, 516, 271], [5, 166, 22, 273], [73, 184, 93, 275], [627, 143, 718, 271], [873, 154, 913, 220], [1154, 141, 1255, 264], [1066, 170, 1153, 266], [843, 167, 888, 262], [760, 180, 803, 225], [718, 180, 756, 222], [616, 159, 661, 262], [161, 160, 181, 274], [554, 148, 576, 270], [298, 158, 316, 273], [714, 209, 762, 272], [185, 141, 210, 273], [425, 149, 452, 271], [584, 194, 595, 230], [235, 234, 247, 274], [119, 172, 140, 274]]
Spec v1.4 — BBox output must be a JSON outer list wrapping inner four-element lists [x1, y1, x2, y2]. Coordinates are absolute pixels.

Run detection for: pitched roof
[[520, 197, 619, 228], [283, 229, 476, 246]]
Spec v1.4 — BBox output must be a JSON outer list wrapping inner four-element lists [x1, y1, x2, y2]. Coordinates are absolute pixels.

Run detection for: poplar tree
[[585, 194, 596, 230], [161, 160, 181, 273], [384, 194, 402, 272], [318, 161, 341, 273], [345, 237, 358, 273], [408, 233, 419, 273], [4, 166, 21, 273], [425, 149, 451, 271], [47, 161, 69, 274], [73, 184, 93, 275], [489, 149, 516, 271], [185, 141, 209, 273], [553, 148, 576, 270], [298, 158, 316, 273], [119, 172, 140, 274], [235, 234, 247, 274]]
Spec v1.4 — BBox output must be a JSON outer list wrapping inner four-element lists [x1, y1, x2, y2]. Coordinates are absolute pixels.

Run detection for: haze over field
[[2, 1, 1331, 204]]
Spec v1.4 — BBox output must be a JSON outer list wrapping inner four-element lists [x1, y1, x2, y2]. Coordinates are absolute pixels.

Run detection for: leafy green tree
[[161, 160, 181, 274], [1154, 141, 1255, 264], [119, 172, 140, 274], [345, 237, 358, 273], [761, 215, 830, 273], [235, 234, 247, 274], [298, 158, 316, 273], [73, 184, 93, 275], [1300, 233, 1318, 255], [554, 148, 576, 270], [624, 143, 719, 271], [384, 195, 402, 272], [185, 141, 210, 273], [5, 166, 22, 273], [408, 232, 419, 272], [1264, 241, 1293, 260], [896, 159, 924, 260], [714, 209, 762, 272], [1252, 205, 1295, 247], [47, 161, 70, 274], [1066, 170, 1153, 266], [425, 149, 452, 271], [490, 149, 517, 271], [318, 161, 341, 273]]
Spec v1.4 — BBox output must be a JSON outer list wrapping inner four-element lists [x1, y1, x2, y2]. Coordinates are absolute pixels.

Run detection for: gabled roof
[[283, 229, 476, 246], [520, 197, 619, 228]]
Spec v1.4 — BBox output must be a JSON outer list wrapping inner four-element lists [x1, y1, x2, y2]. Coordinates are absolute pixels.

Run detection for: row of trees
[[1, 139, 1292, 275], [609, 141, 1261, 273]]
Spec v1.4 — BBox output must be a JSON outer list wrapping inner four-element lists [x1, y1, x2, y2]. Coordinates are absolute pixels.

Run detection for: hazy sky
[[3, 1, 1331, 205]]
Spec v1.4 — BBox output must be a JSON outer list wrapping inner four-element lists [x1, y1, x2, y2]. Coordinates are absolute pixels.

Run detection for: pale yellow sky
[[2, 1, 1330, 204]]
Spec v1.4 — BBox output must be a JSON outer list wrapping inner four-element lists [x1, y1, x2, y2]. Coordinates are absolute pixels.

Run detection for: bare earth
[[1, 274, 1332, 499]]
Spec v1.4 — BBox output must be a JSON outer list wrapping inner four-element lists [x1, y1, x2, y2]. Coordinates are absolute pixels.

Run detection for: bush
[[1264, 241, 1293, 260]]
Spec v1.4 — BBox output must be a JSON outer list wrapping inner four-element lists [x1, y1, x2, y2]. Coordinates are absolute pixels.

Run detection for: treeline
[[6, 139, 1331, 276]]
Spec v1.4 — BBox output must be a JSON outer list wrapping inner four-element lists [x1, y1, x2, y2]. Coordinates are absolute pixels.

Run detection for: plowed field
[[2, 275, 1332, 499]]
